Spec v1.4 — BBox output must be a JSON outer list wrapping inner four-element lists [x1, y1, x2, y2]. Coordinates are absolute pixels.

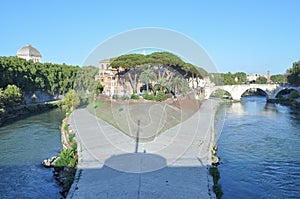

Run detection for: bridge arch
[[240, 87, 269, 98], [208, 87, 233, 99], [273, 87, 300, 98]]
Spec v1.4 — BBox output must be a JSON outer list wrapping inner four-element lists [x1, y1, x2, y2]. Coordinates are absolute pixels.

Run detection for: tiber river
[[0, 109, 64, 199], [215, 96, 300, 199], [0, 96, 299, 198]]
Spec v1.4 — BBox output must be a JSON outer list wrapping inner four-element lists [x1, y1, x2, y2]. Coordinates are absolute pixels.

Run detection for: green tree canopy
[[210, 72, 247, 85], [270, 74, 286, 84], [63, 89, 80, 112], [287, 61, 300, 86], [234, 72, 247, 84], [0, 56, 79, 95], [73, 65, 99, 96], [2, 85, 24, 107], [109, 52, 207, 79], [255, 76, 267, 84]]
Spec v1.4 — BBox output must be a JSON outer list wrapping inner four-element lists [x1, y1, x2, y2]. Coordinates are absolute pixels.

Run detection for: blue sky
[[1, 0, 299, 75]]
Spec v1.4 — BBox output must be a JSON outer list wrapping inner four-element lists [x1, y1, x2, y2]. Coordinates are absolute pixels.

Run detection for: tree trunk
[[128, 73, 135, 94]]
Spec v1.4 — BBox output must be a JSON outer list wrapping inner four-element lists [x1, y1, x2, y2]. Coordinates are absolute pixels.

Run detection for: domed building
[[16, 44, 42, 63]]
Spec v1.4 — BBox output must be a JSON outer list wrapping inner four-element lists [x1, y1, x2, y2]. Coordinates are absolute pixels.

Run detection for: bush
[[155, 91, 166, 101], [142, 92, 155, 100], [68, 133, 75, 142], [64, 124, 69, 131], [289, 90, 299, 99], [3, 85, 24, 107], [72, 142, 77, 151], [131, 94, 139, 100], [54, 149, 76, 168]]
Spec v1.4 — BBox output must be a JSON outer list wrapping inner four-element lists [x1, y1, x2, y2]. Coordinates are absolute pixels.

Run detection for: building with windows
[[16, 44, 42, 63], [99, 59, 129, 96]]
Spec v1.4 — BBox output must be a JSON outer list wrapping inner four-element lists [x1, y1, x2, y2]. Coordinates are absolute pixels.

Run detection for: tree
[[0, 56, 79, 95], [110, 54, 148, 93], [139, 67, 157, 93], [0, 88, 5, 110], [73, 66, 99, 96], [63, 90, 80, 112], [110, 52, 207, 93], [234, 72, 247, 84], [3, 85, 24, 107], [171, 76, 189, 94], [255, 76, 267, 84], [270, 74, 286, 84], [221, 73, 235, 85], [95, 82, 103, 95], [287, 61, 300, 86]]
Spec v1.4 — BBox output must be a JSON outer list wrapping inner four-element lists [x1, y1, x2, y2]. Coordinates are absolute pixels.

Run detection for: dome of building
[[16, 44, 42, 63]]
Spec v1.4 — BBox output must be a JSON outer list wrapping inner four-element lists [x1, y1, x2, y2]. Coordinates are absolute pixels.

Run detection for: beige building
[[99, 59, 128, 96], [16, 44, 42, 63]]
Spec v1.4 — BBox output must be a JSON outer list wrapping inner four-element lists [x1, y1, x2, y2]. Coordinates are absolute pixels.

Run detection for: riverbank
[[0, 101, 61, 127], [66, 99, 220, 198]]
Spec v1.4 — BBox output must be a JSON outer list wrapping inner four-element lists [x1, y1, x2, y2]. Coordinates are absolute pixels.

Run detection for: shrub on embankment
[[54, 99, 79, 198], [54, 147, 77, 197]]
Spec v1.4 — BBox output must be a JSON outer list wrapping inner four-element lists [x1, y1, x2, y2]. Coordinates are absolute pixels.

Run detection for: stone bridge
[[204, 84, 300, 101]]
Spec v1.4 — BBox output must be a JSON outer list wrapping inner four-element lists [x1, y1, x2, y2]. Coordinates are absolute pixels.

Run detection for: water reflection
[[228, 102, 246, 115], [262, 103, 278, 115]]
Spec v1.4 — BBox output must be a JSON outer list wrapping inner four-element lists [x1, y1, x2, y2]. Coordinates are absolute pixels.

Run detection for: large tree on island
[[109, 52, 207, 93], [110, 54, 148, 93]]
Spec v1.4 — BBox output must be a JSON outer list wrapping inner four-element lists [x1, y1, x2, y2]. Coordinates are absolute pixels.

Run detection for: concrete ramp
[[67, 99, 218, 199]]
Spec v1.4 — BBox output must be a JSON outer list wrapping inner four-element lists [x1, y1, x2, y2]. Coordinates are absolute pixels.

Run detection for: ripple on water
[[0, 109, 64, 198], [217, 96, 300, 199]]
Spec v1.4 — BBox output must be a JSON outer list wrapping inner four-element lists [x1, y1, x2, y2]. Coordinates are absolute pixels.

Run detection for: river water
[[215, 96, 300, 199], [0, 109, 64, 199]]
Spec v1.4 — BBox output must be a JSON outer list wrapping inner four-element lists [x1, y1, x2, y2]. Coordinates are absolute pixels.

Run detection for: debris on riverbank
[[42, 156, 58, 168]]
